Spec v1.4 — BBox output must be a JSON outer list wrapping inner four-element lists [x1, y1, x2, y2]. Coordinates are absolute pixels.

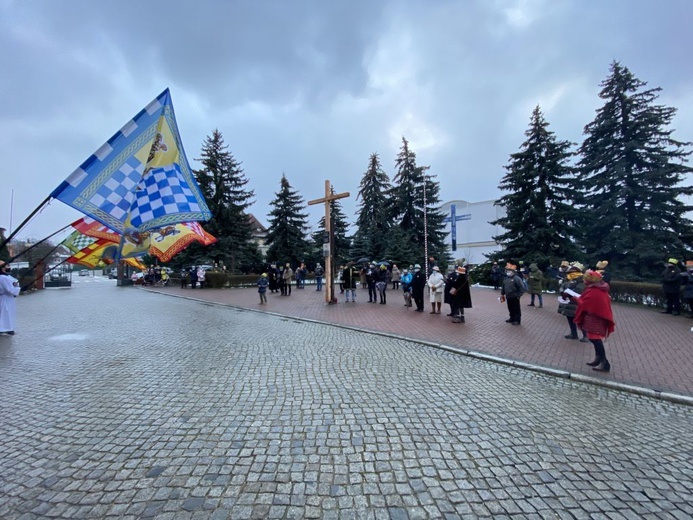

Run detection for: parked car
[[108, 268, 118, 279], [79, 269, 89, 277]]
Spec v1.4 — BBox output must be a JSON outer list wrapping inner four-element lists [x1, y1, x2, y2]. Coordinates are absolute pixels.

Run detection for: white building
[[438, 199, 506, 265]]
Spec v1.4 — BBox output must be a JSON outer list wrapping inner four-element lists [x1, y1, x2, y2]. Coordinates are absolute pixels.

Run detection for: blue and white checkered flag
[[50, 89, 211, 233]]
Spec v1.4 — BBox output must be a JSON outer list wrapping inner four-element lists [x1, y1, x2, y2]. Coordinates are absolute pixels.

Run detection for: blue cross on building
[[442, 204, 471, 251]]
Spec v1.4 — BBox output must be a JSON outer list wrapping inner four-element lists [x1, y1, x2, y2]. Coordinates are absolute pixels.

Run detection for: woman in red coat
[[574, 270, 615, 372]]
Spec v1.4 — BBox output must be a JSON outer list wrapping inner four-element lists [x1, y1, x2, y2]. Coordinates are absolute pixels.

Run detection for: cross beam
[[308, 180, 349, 304], [442, 204, 471, 251]]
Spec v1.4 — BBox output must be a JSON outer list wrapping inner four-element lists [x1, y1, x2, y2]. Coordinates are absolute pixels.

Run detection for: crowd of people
[[254, 256, 693, 374], [179, 266, 207, 289], [251, 255, 693, 375], [253, 257, 473, 325]]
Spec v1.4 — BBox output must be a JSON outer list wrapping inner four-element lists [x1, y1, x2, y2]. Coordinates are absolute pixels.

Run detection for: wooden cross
[[308, 180, 349, 304]]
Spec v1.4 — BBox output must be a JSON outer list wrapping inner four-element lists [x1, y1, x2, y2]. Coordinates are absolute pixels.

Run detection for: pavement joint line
[[147, 288, 693, 407]]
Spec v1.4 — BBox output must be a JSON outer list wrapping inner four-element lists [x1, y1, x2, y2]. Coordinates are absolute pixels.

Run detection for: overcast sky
[[2, 0, 692, 243]]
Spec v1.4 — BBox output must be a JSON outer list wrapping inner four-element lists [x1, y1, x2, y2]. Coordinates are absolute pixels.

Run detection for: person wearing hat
[[490, 261, 502, 290], [558, 262, 588, 341], [660, 258, 682, 315], [411, 264, 426, 312], [574, 270, 615, 372], [257, 273, 269, 304], [0, 260, 20, 335], [500, 263, 526, 325], [557, 260, 570, 282], [427, 265, 445, 314], [449, 265, 472, 323], [595, 260, 611, 284], [682, 261, 693, 318]]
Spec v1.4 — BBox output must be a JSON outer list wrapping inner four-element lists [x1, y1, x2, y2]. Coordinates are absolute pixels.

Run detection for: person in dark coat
[[342, 262, 357, 302], [450, 265, 472, 323], [268, 264, 279, 293], [366, 263, 377, 303], [545, 264, 559, 293], [444, 267, 456, 316], [490, 262, 502, 290], [558, 263, 588, 341], [682, 260, 693, 318], [411, 264, 426, 312], [500, 263, 525, 325], [660, 258, 682, 315], [189, 266, 198, 289], [527, 263, 543, 307], [376, 264, 388, 304]]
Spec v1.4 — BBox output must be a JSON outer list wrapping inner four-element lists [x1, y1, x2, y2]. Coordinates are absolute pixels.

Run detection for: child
[[257, 273, 269, 304]]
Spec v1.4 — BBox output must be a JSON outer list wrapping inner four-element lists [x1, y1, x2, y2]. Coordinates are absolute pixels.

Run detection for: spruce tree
[[382, 226, 417, 268], [577, 61, 693, 279], [491, 106, 580, 268], [180, 129, 260, 272], [389, 137, 448, 268], [265, 174, 311, 268], [353, 153, 392, 261]]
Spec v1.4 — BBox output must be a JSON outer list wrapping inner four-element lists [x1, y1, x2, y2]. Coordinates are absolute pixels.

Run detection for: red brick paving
[[149, 283, 693, 399]]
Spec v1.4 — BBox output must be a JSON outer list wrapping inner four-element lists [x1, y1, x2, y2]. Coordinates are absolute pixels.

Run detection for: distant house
[[438, 199, 506, 265], [247, 214, 268, 258]]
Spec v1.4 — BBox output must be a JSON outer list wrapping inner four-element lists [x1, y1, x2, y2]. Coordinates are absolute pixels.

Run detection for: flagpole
[[0, 195, 53, 252], [6, 222, 72, 265]]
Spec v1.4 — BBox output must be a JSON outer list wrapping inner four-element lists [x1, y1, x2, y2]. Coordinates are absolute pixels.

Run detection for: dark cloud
[[1, 0, 691, 241]]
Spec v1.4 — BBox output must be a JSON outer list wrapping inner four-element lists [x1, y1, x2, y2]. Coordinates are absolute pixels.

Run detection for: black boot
[[593, 360, 611, 372], [591, 339, 609, 371]]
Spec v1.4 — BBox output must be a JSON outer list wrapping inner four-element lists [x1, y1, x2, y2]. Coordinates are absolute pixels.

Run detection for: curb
[[148, 289, 693, 408]]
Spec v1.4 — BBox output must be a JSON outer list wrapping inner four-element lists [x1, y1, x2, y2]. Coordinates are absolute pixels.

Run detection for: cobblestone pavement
[[1, 279, 692, 519], [151, 282, 693, 400]]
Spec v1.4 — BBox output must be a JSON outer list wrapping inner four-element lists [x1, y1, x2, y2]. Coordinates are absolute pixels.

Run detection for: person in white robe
[[0, 260, 20, 335]]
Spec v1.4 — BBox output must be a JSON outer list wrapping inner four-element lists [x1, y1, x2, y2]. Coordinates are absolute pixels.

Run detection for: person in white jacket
[[0, 261, 20, 335], [427, 265, 445, 314]]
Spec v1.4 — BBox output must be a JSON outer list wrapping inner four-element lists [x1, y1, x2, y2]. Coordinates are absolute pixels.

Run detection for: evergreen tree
[[491, 106, 580, 268], [265, 174, 311, 267], [179, 130, 260, 272], [577, 61, 693, 279], [353, 153, 392, 261], [389, 137, 449, 268], [382, 226, 417, 268]]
